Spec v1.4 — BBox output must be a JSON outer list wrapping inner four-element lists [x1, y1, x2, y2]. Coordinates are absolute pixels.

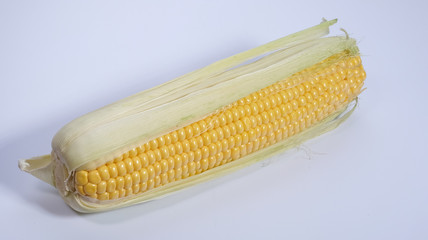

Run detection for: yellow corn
[[19, 19, 366, 213], [74, 52, 365, 201]]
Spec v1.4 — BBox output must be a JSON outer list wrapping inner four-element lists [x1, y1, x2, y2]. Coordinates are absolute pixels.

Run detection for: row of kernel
[[78, 98, 334, 199], [77, 55, 358, 200], [114, 58, 352, 159], [75, 77, 344, 187], [75, 76, 347, 189]]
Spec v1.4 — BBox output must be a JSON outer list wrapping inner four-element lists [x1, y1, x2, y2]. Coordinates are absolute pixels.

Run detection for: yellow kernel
[[209, 143, 217, 157], [189, 138, 198, 151], [88, 170, 101, 184], [97, 181, 107, 194], [184, 126, 193, 139], [125, 188, 133, 197], [292, 88, 300, 99], [194, 149, 202, 162], [168, 169, 175, 182], [219, 114, 227, 126], [201, 159, 209, 171], [161, 173, 168, 184], [158, 159, 167, 173], [132, 157, 142, 171], [253, 138, 260, 151], [154, 162, 162, 176], [231, 108, 239, 121], [260, 124, 268, 137], [250, 102, 259, 115], [84, 183, 97, 195], [181, 140, 190, 153], [208, 156, 216, 169], [202, 132, 211, 146], [209, 130, 218, 143], [178, 128, 186, 141], [231, 147, 240, 160], [223, 111, 232, 123], [124, 174, 133, 189], [75, 171, 88, 185], [167, 144, 175, 156], [148, 150, 158, 164], [117, 189, 125, 198], [240, 144, 247, 157], [298, 96, 307, 107], [164, 134, 172, 145], [224, 149, 232, 161], [129, 148, 138, 158], [268, 132, 276, 144], [237, 106, 245, 119], [182, 165, 189, 178], [291, 99, 299, 110], [229, 123, 237, 135], [170, 131, 179, 144], [140, 168, 149, 182], [261, 112, 269, 124], [189, 162, 196, 175], [145, 142, 153, 152], [216, 141, 223, 153], [149, 139, 158, 150], [137, 145, 145, 154], [260, 136, 268, 147], [147, 165, 155, 179], [216, 152, 224, 165], [157, 136, 166, 147], [154, 149, 162, 161], [107, 178, 116, 192], [246, 142, 254, 154], [235, 134, 242, 147], [175, 168, 183, 179], [174, 155, 183, 170], [221, 139, 229, 151], [116, 161, 127, 176], [268, 109, 275, 122], [132, 184, 140, 194], [116, 176, 124, 190], [147, 179, 155, 190], [159, 146, 169, 159], [140, 182, 147, 192], [124, 158, 134, 173], [202, 146, 210, 159], [182, 153, 189, 166], [242, 132, 249, 145], [249, 129, 257, 142], [132, 171, 141, 185], [223, 126, 231, 138], [273, 120, 280, 132], [106, 164, 118, 178], [139, 153, 149, 168]]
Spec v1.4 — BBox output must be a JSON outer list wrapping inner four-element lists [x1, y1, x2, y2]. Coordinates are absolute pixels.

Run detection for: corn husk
[[19, 19, 361, 212]]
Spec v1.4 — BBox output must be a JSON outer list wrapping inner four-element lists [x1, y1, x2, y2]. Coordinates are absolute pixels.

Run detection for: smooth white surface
[[1, 0, 427, 239]]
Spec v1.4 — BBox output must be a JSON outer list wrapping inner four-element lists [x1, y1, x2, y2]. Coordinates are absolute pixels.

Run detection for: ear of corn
[[19, 19, 366, 213]]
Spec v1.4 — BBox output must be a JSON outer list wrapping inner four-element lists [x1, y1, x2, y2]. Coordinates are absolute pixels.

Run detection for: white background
[[1, 1, 427, 239]]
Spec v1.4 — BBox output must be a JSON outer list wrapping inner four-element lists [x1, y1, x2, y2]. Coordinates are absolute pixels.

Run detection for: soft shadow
[[1, 41, 256, 217]]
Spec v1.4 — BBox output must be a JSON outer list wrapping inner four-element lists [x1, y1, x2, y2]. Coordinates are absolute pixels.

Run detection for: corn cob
[[19, 19, 366, 213]]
